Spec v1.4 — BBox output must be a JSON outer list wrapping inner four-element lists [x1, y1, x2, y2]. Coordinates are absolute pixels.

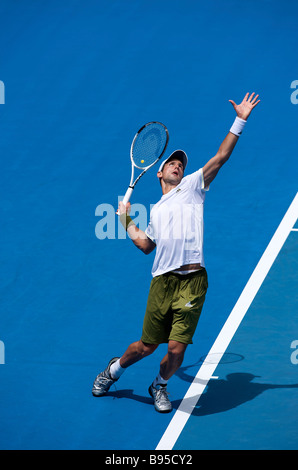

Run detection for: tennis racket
[[117, 121, 169, 213]]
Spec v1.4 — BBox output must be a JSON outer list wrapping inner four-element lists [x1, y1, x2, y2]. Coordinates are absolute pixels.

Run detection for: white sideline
[[156, 192, 298, 450]]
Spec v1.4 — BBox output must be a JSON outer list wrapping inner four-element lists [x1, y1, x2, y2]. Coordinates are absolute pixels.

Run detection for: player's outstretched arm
[[203, 92, 260, 188]]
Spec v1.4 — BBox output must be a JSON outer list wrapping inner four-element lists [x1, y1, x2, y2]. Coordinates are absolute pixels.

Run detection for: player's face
[[161, 159, 184, 185]]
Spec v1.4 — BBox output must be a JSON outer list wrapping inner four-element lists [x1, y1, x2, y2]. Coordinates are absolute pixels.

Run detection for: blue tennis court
[[0, 0, 297, 451]]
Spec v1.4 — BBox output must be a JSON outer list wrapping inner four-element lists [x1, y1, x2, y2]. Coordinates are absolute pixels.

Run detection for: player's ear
[[157, 170, 163, 186]]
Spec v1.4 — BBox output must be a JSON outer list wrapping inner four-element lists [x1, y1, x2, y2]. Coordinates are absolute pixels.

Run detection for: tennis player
[[92, 92, 260, 413]]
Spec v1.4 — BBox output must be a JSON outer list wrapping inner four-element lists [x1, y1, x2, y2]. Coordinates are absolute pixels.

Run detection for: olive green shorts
[[141, 268, 208, 345]]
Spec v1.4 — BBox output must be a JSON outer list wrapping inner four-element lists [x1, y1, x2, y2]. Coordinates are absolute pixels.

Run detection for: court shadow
[[175, 352, 245, 384], [171, 373, 298, 416], [105, 388, 153, 405]]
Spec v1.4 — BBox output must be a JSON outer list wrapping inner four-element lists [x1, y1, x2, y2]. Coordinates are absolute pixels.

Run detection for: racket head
[[131, 121, 169, 170]]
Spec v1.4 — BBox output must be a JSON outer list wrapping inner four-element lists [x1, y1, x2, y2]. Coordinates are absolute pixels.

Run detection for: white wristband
[[230, 116, 247, 136]]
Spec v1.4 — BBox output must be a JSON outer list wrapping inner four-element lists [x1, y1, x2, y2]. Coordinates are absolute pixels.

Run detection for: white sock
[[109, 358, 125, 380], [153, 373, 168, 387]]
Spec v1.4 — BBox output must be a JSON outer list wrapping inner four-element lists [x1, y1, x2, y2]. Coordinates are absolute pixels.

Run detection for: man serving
[[92, 92, 260, 413]]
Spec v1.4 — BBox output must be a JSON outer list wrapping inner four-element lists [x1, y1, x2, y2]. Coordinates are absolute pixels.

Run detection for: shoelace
[[156, 386, 170, 403], [95, 372, 114, 386]]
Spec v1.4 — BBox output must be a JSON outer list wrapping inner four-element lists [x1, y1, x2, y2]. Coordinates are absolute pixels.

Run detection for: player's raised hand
[[229, 92, 260, 120]]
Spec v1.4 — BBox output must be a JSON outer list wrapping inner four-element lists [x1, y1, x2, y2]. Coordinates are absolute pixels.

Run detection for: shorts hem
[[140, 336, 167, 345], [168, 336, 193, 345]]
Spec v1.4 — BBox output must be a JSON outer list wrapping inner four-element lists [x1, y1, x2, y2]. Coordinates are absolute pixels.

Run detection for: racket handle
[[122, 186, 133, 206], [116, 186, 133, 215]]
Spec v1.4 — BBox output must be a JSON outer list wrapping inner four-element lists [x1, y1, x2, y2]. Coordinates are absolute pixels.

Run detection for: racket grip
[[116, 186, 133, 215], [122, 186, 133, 206]]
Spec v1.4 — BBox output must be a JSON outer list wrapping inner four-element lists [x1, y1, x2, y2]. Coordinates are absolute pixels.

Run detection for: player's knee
[[139, 341, 158, 357], [167, 342, 187, 362]]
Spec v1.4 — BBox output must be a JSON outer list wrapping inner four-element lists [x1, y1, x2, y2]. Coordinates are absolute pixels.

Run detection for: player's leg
[[159, 340, 188, 380], [118, 340, 159, 369], [92, 340, 158, 397], [148, 341, 187, 413]]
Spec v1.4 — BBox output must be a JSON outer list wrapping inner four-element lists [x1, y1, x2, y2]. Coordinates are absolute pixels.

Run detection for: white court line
[[156, 192, 298, 451]]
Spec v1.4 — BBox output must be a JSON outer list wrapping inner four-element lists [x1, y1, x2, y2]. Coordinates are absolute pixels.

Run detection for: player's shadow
[[105, 388, 153, 405], [171, 373, 298, 416], [175, 352, 245, 384]]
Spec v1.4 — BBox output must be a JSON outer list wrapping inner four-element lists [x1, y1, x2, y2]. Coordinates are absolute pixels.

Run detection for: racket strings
[[132, 123, 168, 169]]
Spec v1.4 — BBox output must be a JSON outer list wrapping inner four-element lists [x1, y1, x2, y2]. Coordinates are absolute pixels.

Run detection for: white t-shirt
[[145, 168, 208, 277]]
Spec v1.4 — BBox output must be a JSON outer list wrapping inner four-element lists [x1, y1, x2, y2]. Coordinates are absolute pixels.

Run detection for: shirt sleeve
[[145, 219, 156, 243], [184, 168, 210, 193]]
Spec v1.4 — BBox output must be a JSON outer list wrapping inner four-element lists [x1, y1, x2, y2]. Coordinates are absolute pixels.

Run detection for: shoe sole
[[92, 390, 105, 397]]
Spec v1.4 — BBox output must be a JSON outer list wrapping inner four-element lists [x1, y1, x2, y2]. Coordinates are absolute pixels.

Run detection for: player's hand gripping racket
[[117, 121, 169, 214]]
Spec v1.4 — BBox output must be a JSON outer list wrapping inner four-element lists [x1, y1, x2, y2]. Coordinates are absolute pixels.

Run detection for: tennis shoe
[[148, 383, 172, 413], [92, 357, 120, 397]]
